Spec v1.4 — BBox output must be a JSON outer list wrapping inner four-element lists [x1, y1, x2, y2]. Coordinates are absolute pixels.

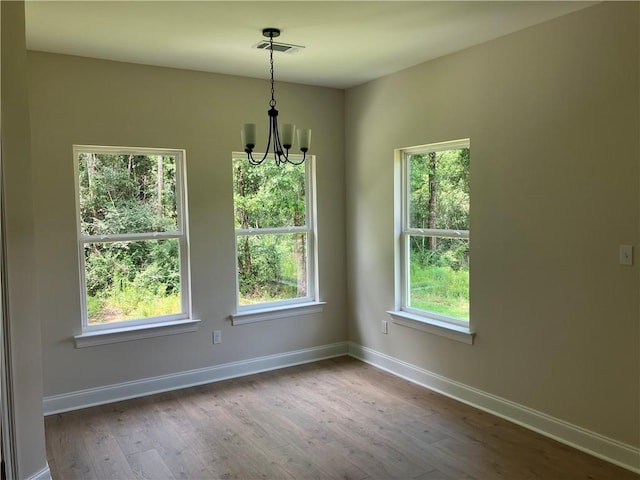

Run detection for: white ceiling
[[24, 1, 595, 89]]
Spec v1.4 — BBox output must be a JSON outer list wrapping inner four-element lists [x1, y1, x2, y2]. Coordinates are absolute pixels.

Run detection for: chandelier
[[241, 28, 311, 166]]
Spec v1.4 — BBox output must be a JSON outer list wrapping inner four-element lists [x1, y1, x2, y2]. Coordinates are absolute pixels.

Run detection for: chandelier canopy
[[241, 28, 311, 166]]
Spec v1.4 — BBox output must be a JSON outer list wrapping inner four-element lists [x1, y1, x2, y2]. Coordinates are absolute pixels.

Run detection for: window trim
[[74, 318, 201, 348], [232, 153, 320, 319], [73, 145, 195, 340], [230, 301, 326, 326], [390, 139, 474, 343]]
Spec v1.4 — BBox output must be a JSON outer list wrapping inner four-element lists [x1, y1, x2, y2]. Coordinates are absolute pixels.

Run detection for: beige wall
[[28, 52, 346, 396], [1, 1, 48, 477], [345, 2, 639, 447]]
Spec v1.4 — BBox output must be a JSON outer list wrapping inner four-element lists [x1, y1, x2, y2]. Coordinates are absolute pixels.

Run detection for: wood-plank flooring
[[45, 356, 638, 480]]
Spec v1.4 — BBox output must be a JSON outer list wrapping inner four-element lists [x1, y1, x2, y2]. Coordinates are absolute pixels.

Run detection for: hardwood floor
[[45, 356, 638, 480]]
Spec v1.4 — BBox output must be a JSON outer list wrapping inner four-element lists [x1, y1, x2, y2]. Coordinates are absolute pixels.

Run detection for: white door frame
[[0, 12, 18, 471]]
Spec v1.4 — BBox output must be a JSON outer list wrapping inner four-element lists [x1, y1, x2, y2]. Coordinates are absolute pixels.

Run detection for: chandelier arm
[[255, 116, 275, 165], [247, 150, 261, 166], [285, 152, 306, 166], [272, 116, 281, 166], [272, 114, 288, 160]]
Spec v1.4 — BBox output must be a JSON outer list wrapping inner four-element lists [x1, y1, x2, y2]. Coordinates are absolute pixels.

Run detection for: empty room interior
[[1, 1, 639, 478]]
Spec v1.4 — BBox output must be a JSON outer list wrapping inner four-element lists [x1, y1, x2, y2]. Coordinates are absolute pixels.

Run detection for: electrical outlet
[[213, 330, 222, 344], [381, 320, 388, 334], [620, 245, 633, 266]]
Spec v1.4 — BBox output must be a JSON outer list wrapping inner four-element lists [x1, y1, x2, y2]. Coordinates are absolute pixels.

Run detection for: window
[[389, 139, 473, 343], [74, 146, 194, 343], [231, 154, 320, 323]]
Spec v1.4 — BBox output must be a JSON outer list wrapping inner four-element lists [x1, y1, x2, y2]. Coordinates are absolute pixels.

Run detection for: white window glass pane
[[84, 239, 182, 325], [78, 153, 178, 235], [237, 233, 308, 306], [232, 157, 306, 229], [408, 148, 469, 230], [408, 235, 469, 321]]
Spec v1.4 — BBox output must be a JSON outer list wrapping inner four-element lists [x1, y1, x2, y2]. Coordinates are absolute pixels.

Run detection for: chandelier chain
[[269, 34, 276, 108]]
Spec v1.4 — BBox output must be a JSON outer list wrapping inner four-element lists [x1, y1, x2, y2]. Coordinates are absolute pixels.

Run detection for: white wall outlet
[[213, 330, 222, 344], [619, 245, 633, 266], [381, 320, 388, 334]]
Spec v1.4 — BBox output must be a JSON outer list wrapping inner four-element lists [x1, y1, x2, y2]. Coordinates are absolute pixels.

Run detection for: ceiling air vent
[[254, 40, 303, 54]]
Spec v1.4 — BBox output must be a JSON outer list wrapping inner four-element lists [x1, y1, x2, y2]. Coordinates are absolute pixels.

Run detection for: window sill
[[231, 301, 326, 326], [74, 318, 201, 348], [386, 310, 475, 345]]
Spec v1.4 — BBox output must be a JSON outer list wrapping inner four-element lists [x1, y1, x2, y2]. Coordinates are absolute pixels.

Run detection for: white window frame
[[73, 145, 198, 347], [230, 153, 324, 326], [388, 139, 474, 344]]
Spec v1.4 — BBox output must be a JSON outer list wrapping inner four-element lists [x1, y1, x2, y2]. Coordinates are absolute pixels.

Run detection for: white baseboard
[[26, 464, 51, 480], [347, 342, 640, 475], [43, 342, 349, 415]]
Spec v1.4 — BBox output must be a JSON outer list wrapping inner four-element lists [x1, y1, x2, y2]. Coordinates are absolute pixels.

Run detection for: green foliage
[[87, 281, 181, 324], [78, 153, 178, 235], [233, 158, 305, 229], [236, 233, 306, 304], [409, 148, 469, 231], [409, 236, 469, 271], [237, 235, 281, 299], [84, 239, 181, 324], [409, 263, 469, 320]]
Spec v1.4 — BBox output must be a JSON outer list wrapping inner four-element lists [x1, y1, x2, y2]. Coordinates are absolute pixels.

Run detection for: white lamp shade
[[281, 124, 295, 148], [297, 128, 311, 151], [242, 123, 256, 148]]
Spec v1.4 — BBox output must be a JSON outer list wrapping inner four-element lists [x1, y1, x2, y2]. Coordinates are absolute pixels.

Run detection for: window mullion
[[81, 231, 183, 242], [235, 226, 309, 236], [405, 228, 469, 239]]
